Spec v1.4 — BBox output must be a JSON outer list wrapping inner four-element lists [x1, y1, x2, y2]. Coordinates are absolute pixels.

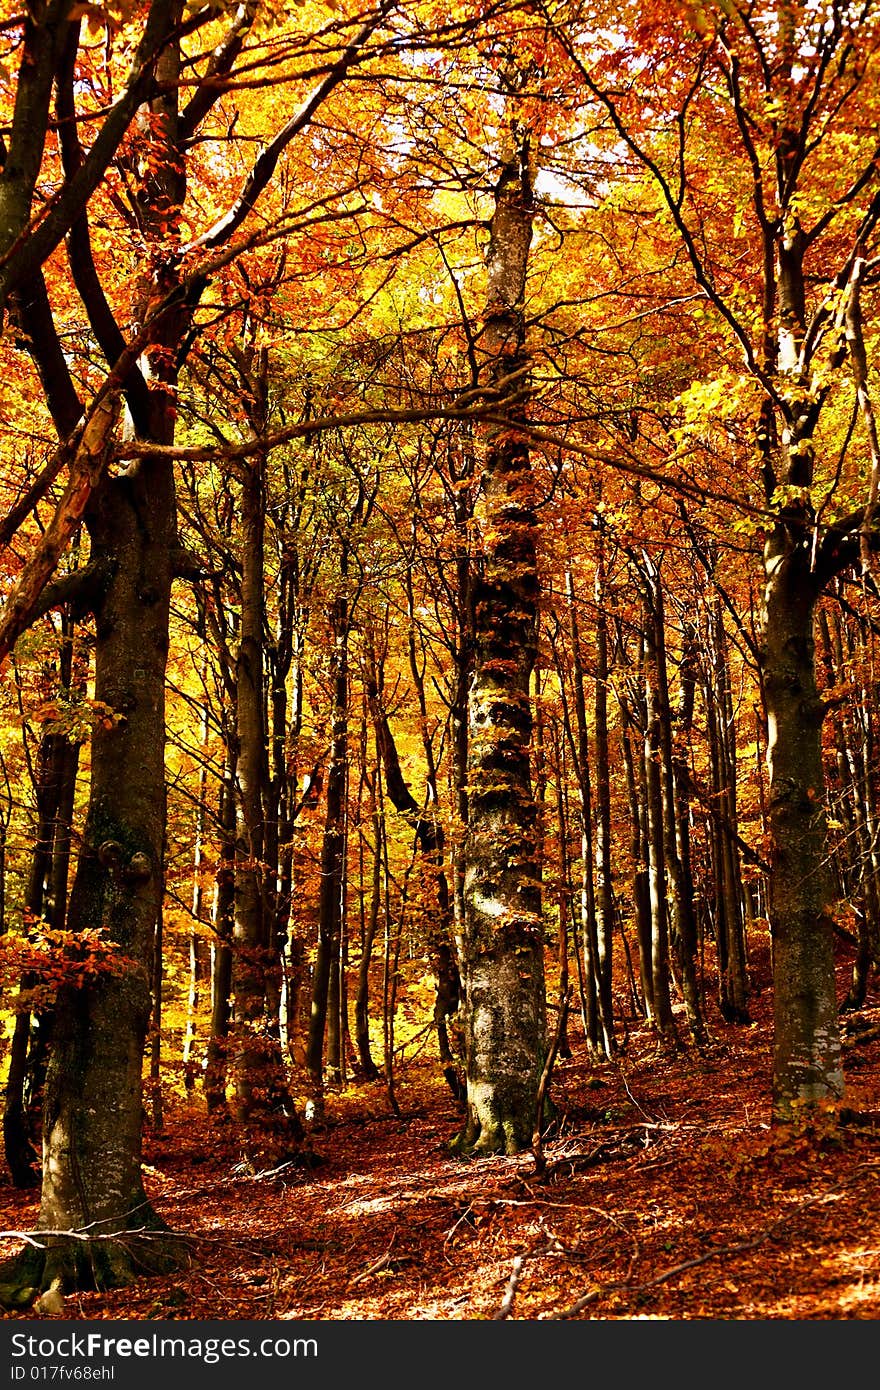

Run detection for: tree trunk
[[833, 607, 880, 1009], [403, 565, 465, 1096], [306, 571, 349, 1096], [762, 540, 843, 1119], [593, 529, 616, 1048], [354, 727, 381, 1081], [620, 707, 652, 1019], [367, 648, 463, 1098], [183, 703, 209, 1092], [565, 570, 613, 1059], [4, 723, 69, 1187], [643, 617, 675, 1038], [649, 567, 704, 1043], [205, 742, 236, 1113], [230, 385, 298, 1138], [454, 142, 547, 1156], [0, 452, 188, 1306], [671, 620, 705, 1041], [702, 599, 750, 1022]]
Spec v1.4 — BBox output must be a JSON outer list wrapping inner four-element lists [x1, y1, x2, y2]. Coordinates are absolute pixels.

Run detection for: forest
[[0, 0, 880, 1323]]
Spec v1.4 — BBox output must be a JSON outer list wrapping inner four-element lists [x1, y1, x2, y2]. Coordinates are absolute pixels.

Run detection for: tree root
[[0, 1219, 191, 1310]]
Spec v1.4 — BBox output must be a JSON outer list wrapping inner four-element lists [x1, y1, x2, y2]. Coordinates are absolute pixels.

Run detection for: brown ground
[[3, 943, 880, 1321]]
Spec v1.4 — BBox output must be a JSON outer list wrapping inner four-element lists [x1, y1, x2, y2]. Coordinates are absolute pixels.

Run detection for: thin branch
[[182, 0, 393, 254]]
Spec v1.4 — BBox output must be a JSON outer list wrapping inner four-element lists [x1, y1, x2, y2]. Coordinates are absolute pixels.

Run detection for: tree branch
[[55, 20, 152, 435], [182, 0, 393, 254], [0, 395, 120, 667], [178, 0, 259, 145], [29, 556, 115, 623], [0, 0, 206, 310]]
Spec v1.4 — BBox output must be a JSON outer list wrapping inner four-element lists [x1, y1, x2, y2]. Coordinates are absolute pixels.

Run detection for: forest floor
[[3, 940, 880, 1321]]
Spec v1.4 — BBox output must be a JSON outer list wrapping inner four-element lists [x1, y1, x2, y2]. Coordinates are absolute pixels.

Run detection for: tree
[[454, 135, 547, 1155]]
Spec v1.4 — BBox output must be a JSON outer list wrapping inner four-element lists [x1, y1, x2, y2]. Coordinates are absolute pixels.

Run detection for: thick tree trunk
[[0, 6, 198, 1305], [0, 455, 188, 1306], [454, 144, 546, 1156], [763, 540, 843, 1120]]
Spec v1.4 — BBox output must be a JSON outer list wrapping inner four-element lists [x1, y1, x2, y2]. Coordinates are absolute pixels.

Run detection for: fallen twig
[[348, 1233, 398, 1288], [0, 1225, 172, 1248], [494, 1251, 528, 1320], [616, 1067, 660, 1124], [543, 1126, 653, 1179]]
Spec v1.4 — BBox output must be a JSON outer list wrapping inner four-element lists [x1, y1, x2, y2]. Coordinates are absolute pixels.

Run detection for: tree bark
[[454, 142, 547, 1155], [205, 741, 236, 1113], [229, 357, 299, 1139], [763, 540, 843, 1120], [0, 450, 187, 1307]]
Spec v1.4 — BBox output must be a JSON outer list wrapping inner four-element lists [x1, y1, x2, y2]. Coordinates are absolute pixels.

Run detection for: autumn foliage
[[0, 0, 880, 1318]]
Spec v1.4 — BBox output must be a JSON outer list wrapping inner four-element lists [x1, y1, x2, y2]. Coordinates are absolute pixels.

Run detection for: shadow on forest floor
[[3, 942, 880, 1320]]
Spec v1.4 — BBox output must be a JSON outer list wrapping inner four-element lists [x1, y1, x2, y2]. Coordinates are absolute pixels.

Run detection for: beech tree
[[454, 136, 547, 1155]]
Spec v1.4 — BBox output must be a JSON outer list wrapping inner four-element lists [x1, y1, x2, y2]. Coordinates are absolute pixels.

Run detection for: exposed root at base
[[0, 1227, 192, 1310]]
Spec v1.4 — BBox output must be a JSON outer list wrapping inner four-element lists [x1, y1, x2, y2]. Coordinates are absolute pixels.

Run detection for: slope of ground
[[2, 949, 880, 1321]]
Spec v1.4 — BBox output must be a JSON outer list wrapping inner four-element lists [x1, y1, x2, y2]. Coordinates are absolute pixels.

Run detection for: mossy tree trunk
[[455, 140, 547, 1156], [763, 537, 843, 1120], [0, 445, 189, 1307]]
